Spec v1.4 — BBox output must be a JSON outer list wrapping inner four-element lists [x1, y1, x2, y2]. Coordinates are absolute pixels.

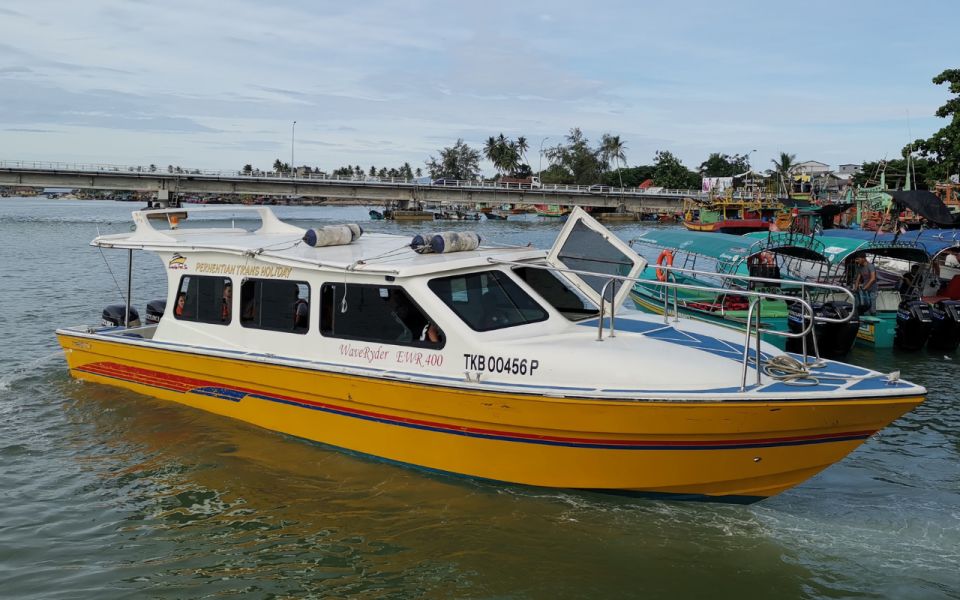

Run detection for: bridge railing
[[1, 159, 718, 198]]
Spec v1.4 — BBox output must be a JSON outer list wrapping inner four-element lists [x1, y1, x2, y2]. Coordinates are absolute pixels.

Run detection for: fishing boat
[[368, 209, 385, 220], [56, 206, 925, 502], [629, 230, 859, 357], [533, 204, 570, 218], [681, 193, 786, 234], [436, 209, 481, 221], [801, 230, 960, 350]]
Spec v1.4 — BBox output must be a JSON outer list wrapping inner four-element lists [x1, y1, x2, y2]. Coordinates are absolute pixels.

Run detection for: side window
[[514, 266, 599, 321], [240, 278, 310, 334], [428, 270, 548, 331], [174, 275, 232, 325], [319, 283, 444, 348]]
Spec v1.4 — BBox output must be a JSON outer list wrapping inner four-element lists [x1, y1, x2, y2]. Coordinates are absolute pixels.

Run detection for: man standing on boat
[[853, 252, 878, 315]]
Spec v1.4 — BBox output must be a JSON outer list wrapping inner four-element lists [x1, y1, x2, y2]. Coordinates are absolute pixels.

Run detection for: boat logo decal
[[195, 262, 293, 279], [168, 254, 188, 270]]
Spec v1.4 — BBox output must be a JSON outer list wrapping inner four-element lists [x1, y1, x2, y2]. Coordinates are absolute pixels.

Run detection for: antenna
[[905, 109, 917, 191]]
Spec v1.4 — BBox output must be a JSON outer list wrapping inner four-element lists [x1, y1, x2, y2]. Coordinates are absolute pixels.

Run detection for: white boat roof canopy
[[91, 205, 548, 278]]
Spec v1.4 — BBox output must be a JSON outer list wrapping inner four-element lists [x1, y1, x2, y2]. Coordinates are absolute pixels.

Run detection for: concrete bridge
[[0, 160, 715, 213]]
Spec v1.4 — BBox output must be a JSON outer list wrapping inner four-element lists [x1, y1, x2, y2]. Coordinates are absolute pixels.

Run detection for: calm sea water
[[0, 198, 957, 599]]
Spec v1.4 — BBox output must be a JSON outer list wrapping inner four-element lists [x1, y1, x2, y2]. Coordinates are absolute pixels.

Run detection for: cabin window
[[319, 283, 444, 348], [174, 275, 232, 325], [555, 220, 635, 302], [428, 270, 548, 331], [240, 278, 310, 334], [513, 266, 599, 321]]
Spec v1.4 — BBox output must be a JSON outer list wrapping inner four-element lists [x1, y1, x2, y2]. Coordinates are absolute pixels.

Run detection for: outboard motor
[[145, 299, 167, 325], [928, 300, 960, 352], [819, 301, 859, 358], [786, 301, 823, 355], [894, 300, 933, 351], [786, 301, 859, 359], [102, 304, 141, 328]]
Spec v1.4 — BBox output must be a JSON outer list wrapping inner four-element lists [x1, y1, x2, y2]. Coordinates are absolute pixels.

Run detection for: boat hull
[[57, 332, 922, 502], [682, 219, 771, 234], [856, 315, 896, 347]]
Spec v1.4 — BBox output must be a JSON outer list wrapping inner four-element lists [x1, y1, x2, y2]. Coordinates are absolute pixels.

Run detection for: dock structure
[[0, 160, 715, 212]]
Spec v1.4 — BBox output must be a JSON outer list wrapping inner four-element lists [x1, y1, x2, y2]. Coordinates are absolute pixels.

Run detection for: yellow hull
[[57, 333, 923, 502]]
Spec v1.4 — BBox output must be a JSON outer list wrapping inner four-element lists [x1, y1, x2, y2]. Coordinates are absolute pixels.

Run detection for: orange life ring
[[656, 250, 674, 281]]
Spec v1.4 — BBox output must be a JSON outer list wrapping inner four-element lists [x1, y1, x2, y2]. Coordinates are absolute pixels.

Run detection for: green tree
[[426, 139, 481, 180], [515, 136, 530, 166], [652, 150, 699, 189], [853, 158, 935, 190], [544, 128, 604, 184], [602, 165, 654, 188], [770, 152, 797, 195], [907, 68, 960, 182], [484, 133, 526, 176], [600, 134, 628, 187], [242, 164, 253, 174], [699, 152, 750, 177]]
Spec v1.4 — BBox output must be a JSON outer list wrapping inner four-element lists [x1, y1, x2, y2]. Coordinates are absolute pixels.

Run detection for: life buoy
[[656, 250, 674, 282]]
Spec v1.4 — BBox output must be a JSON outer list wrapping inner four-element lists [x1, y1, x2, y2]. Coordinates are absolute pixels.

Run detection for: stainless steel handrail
[[489, 258, 826, 390], [649, 263, 858, 325]]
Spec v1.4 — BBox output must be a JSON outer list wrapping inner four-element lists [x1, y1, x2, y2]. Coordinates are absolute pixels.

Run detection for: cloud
[[0, 0, 955, 172]]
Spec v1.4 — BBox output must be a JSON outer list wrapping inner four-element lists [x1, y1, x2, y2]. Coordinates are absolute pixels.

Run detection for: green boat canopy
[[634, 230, 830, 266], [632, 230, 757, 265], [745, 232, 930, 264]]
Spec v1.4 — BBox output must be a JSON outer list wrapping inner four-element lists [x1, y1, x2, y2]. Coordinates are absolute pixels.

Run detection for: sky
[[0, 0, 957, 176]]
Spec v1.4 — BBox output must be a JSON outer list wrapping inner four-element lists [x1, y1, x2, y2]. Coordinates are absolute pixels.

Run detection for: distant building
[[794, 160, 831, 175], [837, 163, 862, 175]]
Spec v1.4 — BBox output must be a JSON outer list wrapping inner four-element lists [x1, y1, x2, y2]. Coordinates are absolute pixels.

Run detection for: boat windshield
[[513, 266, 599, 321], [428, 270, 548, 331]]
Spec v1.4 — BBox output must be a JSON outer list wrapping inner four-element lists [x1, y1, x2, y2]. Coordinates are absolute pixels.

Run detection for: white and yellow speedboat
[[57, 206, 925, 502]]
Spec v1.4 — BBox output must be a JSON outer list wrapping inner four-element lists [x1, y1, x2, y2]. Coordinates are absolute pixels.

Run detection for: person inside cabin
[[420, 322, 442, 345], [240, 280, 257, 323], [388, 294, 414, 343], [293, 288, 309, 330], [174, 292, 187, 318], [945, 249, 960, 269], [853, 252, 878, 315], [899, 265, 921, 298], [221, 282, 232, 322]]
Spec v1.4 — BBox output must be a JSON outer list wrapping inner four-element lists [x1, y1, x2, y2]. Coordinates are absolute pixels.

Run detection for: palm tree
[[600, 134, 628, 188], [484, 136, 501, 174], [515, 136, 530, 167], [771, 152, 797, 196]]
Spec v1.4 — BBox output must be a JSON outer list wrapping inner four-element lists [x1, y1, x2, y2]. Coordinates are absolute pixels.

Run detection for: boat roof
[[813, 231, 930, 263], [823, 228, 960, 257], [91, 206, 546, 277], [635, 229, 828, 264], [633, 230, 757, 264]]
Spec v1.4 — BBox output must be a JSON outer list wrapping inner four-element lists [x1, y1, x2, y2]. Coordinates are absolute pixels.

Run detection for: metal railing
[[1, 159, 710, 198], [489, 258, 856, 391]]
